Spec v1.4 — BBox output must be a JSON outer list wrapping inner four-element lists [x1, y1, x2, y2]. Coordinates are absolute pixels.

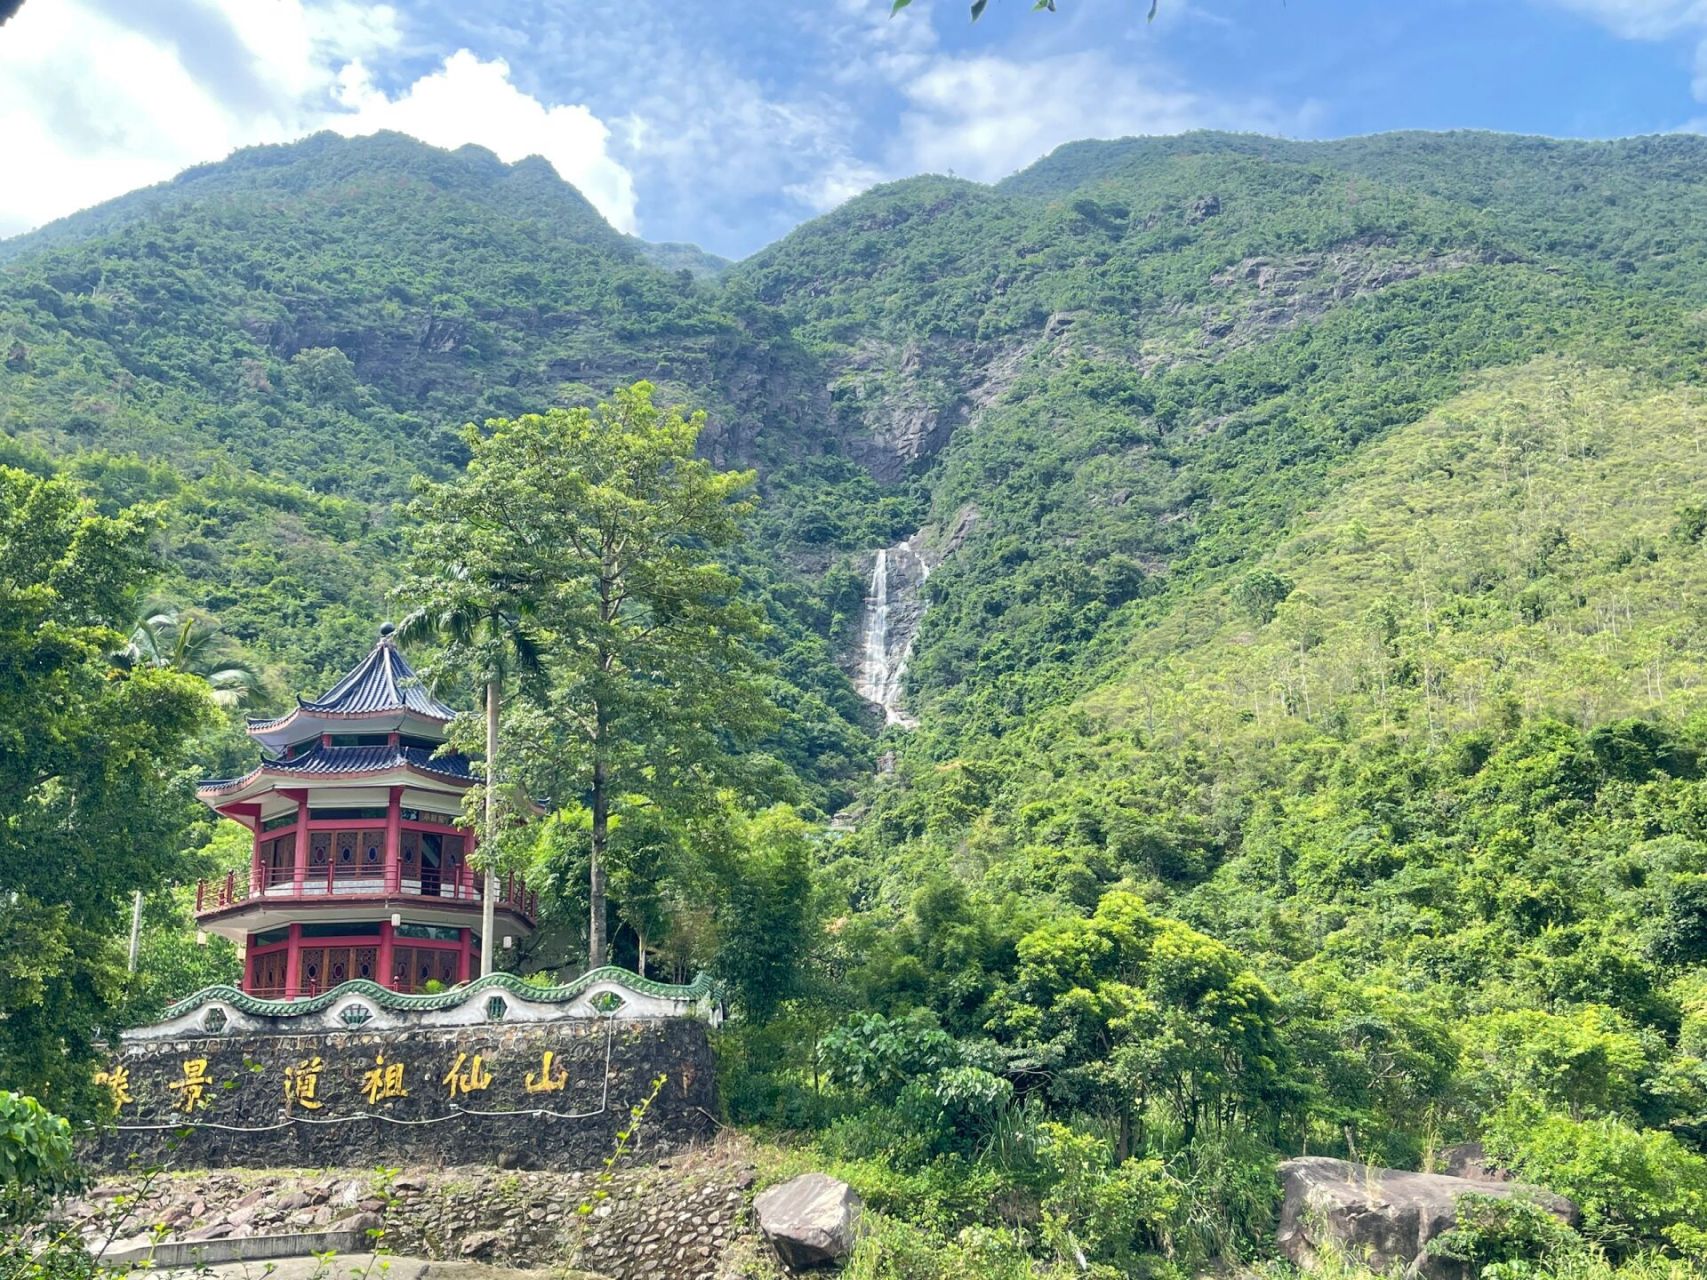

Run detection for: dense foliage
[[5, 126, 1707, 1274], [0, 471, 210, 1112]]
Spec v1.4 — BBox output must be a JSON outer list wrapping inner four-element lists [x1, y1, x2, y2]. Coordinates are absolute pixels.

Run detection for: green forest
[[4, 127, 1707, 1278]]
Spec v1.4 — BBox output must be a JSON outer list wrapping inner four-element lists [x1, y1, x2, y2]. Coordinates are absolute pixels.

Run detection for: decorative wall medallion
[[202, 1007, 228, 1033], [339, 1003, 373, 1027], [486, 996, 508, 1022]]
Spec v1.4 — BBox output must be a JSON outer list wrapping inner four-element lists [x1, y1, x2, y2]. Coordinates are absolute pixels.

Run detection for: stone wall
[[86, 1018, 716, 1171], [58, 1141, 785, 1280]]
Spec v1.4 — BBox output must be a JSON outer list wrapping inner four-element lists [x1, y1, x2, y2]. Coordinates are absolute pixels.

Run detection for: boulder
[[754, 1173, 862, 1271], [1438, 1142, 1506, 1183], [1277, 1157, 1577, 1280]]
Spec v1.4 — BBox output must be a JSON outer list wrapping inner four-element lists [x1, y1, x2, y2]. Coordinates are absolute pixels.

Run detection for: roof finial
[[378, 621, 396, 641]]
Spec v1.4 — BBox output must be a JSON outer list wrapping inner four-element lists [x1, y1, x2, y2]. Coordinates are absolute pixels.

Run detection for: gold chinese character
[[361, 1053, 409, 1106], [284, 1056, 325, 1112], [94, 1065, 133, 1109], [167, 1058, 211, 1114], [524, 1050, 567, 1094], [442, 1052, 493, 1100]]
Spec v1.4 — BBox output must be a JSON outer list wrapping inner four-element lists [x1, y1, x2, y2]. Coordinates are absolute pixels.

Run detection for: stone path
[[149, 1257, 602, 1280]]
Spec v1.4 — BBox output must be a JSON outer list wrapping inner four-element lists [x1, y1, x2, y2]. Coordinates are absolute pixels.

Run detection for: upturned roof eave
[[196, 758, 474, 808], [243, 705, 454, 749]]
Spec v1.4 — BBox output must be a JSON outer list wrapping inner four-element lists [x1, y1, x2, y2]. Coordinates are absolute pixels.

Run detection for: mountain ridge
[[9, 123, 1707, 1270]]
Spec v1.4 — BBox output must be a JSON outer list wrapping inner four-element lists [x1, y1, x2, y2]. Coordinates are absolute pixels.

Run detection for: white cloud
[[1547, 0, 1707, 39], [1546, 0, 1707, 102], [0, 1, 636, 239], [333, 51, 637, 233], [783, 158, 891, 213], [892, 50, 1317, 184]]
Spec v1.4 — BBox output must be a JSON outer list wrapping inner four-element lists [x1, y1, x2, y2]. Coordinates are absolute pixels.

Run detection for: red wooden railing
[[194, 866, 537, 923]]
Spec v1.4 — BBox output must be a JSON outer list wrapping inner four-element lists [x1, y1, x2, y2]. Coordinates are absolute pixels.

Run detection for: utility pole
[[127, 889, 143, 973]]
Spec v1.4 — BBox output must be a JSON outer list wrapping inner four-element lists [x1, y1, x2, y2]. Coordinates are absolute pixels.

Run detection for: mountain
[[0, 131, 872, 802], [5, 123, 1704, 807], [7, 127, 1707, 1265]]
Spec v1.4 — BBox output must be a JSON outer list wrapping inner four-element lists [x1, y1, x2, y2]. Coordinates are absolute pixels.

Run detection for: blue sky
[[3, 1, 1707, 258]]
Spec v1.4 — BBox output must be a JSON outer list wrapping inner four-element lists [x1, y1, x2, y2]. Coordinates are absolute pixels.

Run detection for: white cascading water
[[855, 532, 930, 728]]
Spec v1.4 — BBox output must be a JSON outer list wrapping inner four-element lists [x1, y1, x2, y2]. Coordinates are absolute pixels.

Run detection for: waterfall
[[854, 532, 930, 728]]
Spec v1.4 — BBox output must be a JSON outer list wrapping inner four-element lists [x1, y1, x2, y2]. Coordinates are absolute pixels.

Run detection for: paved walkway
[[148, 1257, 605, 1280]]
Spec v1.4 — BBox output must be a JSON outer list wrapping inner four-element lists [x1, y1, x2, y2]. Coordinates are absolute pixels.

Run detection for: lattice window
[[435, 950, 458, 987], [203, 1007, 228, 1033], [309, 832, 331, 869], [355, 947, 377, 981], [336, 831, 357, 867], [300, 948, 325, 994], [340, 1003, 371, 1027], [362, 833, 382, 868], [328, 952, 349, 986], [486, 996, 507, 1022], [255, 952, 287, 995], [401, 830, 419, 868], [591, 991, 626, 1015]]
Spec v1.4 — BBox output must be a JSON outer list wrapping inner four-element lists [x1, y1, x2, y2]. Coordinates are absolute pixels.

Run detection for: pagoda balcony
[[193, 864, 539, 925]]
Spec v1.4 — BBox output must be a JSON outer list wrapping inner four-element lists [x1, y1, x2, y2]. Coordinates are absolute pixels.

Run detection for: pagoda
[[193, 624, 536, 998]]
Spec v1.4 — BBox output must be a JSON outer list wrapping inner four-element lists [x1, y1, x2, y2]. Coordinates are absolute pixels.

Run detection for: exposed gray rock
[[1277, 1156, 1576, 1280], [1438, 1141, 1507, 1182], [755, 1172, 862, 1271]]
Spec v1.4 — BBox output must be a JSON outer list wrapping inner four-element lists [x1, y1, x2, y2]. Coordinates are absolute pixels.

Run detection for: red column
[[284, 923, 302, 999], [466, 826, 479, 902], [385, 786, 403, 894], [250, 830, 264, 899], [458, 930, 473, 984], [289, 791, 309, 894], [379, 919, 395, 992]]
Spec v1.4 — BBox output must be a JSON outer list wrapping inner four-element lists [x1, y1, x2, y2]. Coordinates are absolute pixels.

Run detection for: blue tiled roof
[[247, 631, 457, 730], [199, 743, 473, 796], [269, 743, 473, 780]]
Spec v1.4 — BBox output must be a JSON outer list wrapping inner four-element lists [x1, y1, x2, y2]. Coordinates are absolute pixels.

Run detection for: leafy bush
[[822, 1010, 964, 1104], [1488, 1105, 1707, 1254], [1429, 1192, 1586, 1271], [0, 1093, 76, 1227]]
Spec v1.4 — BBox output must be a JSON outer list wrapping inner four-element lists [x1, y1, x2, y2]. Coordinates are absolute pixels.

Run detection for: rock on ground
[[1277, 1156, 1577, 1280], [753, 1172, 862, 1271]]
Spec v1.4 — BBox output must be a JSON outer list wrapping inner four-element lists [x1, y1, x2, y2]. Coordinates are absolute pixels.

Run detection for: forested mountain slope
[[5, 128, 1707, 1267]]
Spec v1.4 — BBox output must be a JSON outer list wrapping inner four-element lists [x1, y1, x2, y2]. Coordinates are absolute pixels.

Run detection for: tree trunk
[[481, 677, 499, 978], [589, 747, 608, 967]]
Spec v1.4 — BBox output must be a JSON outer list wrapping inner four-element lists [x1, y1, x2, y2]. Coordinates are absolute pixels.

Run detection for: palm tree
[[122, 606, 260, 707], [113, 603, 261, 972], [397, 576, 544, 979]]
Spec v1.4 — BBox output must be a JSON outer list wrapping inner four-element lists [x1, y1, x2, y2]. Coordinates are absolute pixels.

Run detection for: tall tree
[[395, 573, 543, 979], [407, 383, 774, 967], [0, 469, 210, 1113]]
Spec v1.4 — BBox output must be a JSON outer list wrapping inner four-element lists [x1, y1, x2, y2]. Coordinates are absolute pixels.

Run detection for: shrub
[[1487, 1105, 1707, 1254], [0, 1092, 76, 1227], [1429, 1192, 1586, 1271]]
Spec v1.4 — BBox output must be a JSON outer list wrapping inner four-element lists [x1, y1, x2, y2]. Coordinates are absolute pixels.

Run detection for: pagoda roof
[[245, 625, 458, 742], [199, 742, 473, 800]]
